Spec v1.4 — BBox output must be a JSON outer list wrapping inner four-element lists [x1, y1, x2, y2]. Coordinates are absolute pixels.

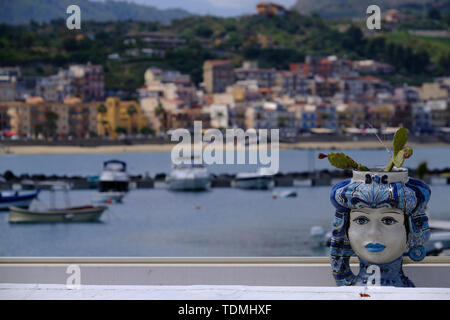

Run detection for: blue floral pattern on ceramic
[[329, 169, 431, 287]]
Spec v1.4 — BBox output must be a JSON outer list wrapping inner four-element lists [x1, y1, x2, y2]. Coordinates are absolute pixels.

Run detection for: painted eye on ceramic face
[[353, 216, 369, 225], [381, 216, 398, 225]]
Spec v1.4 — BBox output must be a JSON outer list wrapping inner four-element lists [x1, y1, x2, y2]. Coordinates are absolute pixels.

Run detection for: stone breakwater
[[1, 168, 449, 190]]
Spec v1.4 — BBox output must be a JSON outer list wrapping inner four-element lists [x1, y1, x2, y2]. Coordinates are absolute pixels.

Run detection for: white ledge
[[1, 284, 450, 300]]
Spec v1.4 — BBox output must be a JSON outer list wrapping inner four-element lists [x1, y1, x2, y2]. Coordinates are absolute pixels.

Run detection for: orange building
[[256, 2, 287, 17]]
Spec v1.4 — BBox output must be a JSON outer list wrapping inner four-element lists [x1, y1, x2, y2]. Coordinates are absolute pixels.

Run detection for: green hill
[[0, 0, 192, 25]]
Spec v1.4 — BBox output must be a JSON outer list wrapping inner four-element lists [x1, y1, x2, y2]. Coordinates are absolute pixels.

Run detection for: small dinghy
[[8, 182, 107, 223], [8, 205, 107, 223]]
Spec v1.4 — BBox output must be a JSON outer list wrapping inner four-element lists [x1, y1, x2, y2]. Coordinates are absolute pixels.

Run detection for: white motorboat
[[233, 167, 276, 190], [96, 160, 129, 203], [166, 160, 211, 191]]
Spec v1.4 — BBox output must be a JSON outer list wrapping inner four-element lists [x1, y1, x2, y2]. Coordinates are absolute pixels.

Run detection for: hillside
[[293, 0, 439, 18], [0, 10, 449, 94], [0, 0, 192, 25]]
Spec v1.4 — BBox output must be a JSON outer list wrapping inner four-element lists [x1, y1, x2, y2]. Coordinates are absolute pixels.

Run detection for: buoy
[[107, 199, 112, 204], [195, 205, 201, 210], [272, 194, 277, 199]]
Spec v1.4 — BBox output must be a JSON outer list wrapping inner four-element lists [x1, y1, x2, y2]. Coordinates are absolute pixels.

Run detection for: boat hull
[[0, 191, 39, 210], [168, 177, 211, 191], [234, 177, 274, 190], [94, 191, 126, 203], [8, 206, 107, 223]]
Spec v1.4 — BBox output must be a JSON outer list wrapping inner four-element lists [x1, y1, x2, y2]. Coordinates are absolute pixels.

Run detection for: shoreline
[[3, 141, 449, 155]]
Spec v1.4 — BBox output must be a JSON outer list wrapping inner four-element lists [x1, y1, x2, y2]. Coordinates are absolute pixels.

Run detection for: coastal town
[[0, 56, 449, 143], [0, 2, 449, 144]]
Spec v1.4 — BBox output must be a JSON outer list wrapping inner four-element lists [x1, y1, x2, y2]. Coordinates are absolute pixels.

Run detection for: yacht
[[96, 160, 130, 202], [166, 160, 211, 191], [233, 167, 275, 190]]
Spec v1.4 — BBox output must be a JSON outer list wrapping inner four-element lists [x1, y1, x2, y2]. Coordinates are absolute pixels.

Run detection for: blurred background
[[0, 0, 449, 257]]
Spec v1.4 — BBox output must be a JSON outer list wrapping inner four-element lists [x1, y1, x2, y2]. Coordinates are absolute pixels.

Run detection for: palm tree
[[97, 103, 107, 114], [97, 104, 108, 136], [127, 104, 138, 134], [154, 101, 166, 134], [102, 120, 110, 137]]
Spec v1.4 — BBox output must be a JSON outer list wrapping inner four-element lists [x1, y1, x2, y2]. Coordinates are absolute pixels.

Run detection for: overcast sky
[[127, 0, 297, 17]]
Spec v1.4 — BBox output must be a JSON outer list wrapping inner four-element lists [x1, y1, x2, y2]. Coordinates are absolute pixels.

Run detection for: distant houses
[[0, 52, 449, 140]]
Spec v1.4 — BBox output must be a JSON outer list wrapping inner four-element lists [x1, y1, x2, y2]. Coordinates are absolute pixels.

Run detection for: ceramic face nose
[[367, 219, 382, 239]]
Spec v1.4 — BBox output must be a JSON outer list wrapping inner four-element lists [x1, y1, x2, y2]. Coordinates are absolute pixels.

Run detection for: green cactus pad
[[393, 127, 408, 155], [328, 152, 359, 170], [357, 164, 370, 171], [393, 147, 413, 168]]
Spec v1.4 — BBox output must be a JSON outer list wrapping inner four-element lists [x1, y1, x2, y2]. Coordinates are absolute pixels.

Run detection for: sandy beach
[[3, 141, 449, 155]]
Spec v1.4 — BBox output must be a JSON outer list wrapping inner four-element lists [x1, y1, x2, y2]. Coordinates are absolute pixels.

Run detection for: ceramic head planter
[[320, 128, 431, 287]]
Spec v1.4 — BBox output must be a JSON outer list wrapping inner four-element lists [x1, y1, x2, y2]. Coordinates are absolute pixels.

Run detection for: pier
[[1, 169, 449, 190]]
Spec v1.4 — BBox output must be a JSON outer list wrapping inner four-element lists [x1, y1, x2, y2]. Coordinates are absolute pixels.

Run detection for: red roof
[[360, 75, 382, 82]]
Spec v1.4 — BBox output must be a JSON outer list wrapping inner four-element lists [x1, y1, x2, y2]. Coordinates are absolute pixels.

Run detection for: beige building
[[0, 98, 98, 138], [203, 60, 234, 94], [336, 103, 366, 129], [420, 83, 448, 101], [97, 97, 148, 137]]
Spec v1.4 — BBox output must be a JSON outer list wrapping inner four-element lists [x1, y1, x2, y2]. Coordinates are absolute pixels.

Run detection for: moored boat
[[96, 160, 129, 202], [233, 168, 275, 190], [166, 158, 211, 191], [0, 190, 40, 210], [8, 205, 107, 223], [8, 181, 107, 223]]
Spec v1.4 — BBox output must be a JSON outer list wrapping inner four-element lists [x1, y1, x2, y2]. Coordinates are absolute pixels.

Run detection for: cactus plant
[[318, 152, 369, 171], [383, 127, 413, 171], [318, 127, 413, 172]]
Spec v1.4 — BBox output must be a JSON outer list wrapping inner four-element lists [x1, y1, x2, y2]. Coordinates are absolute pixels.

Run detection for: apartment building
[[98, 97, 148, 136], [234, 62, 277, 90], [124, 32, 186, 51], [69, 64, 104, 102], [203, 60, 234, 94], [245, 102, 297, 137], [0, 67, 21, 102]]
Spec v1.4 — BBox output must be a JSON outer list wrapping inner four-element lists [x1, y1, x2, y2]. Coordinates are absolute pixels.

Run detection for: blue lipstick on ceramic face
[[365, 243, 386, 252]]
